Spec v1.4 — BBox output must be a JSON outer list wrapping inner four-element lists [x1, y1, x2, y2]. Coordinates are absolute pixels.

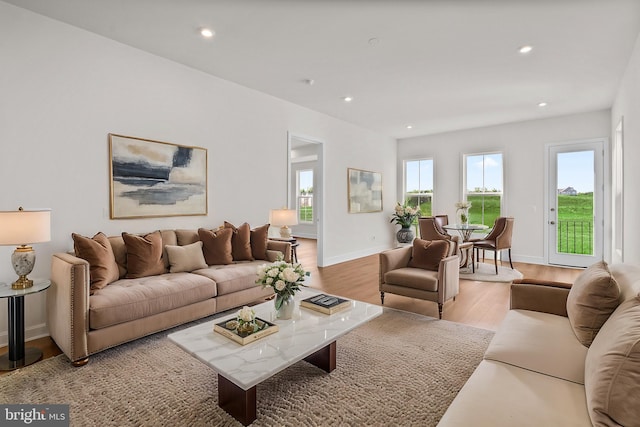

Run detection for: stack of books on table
[[300, 294, 351, 315]]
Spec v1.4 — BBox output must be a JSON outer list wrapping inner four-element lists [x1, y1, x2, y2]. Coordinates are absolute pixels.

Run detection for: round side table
[[0, 280, 51, 371]]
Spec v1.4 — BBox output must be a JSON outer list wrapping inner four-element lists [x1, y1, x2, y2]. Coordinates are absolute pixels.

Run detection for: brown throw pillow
[[224, 221, 254, 261], [584, 298, 640, 426], [250, 223, 270, 260], [408, 239, 451, 271], [72, 232, 120, 293], [198, 228, 233, 265], [566, 261, 621, 347], [122, 231, 165, 279]]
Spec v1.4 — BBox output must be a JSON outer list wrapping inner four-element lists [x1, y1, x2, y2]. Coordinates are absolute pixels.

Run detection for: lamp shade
[[269, 208, 298, 227], [0, 209, 51, 245]]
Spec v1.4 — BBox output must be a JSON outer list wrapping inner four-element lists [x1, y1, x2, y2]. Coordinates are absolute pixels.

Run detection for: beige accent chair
[[470, 216, 514, 274], [419, 216, 473, 268], [379, 240, 460, 319]]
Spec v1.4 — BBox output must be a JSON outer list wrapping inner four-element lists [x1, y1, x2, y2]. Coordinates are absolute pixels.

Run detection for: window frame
[[462, 151, 504, 227], [403, 157, 434, 217], [296, 168, 314, 224]]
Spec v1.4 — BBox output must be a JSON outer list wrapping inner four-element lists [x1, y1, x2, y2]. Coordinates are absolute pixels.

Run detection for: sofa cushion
[[72, 232, 120, 293], [165, 241, 208, 273], [383, 267, 438, 292], [437, 360, 591, 427], [408, 239, 450, 271], [567, 260, 620, 347], [198, 228, 233, 265], [224, 221, 254, 261], [484, 309, 588, 384], [250, 223, 270, 260], [192, 261, 263, 295], [89, 272, 217, 329], [122, 231, 165, 279], [175, 229, 200, 246], [585, 298, 640, 427]]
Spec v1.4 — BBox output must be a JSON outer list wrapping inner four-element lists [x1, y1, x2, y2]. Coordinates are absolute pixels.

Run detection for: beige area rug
[[460, 262, 524, 283], [0, 309, 493, 427]]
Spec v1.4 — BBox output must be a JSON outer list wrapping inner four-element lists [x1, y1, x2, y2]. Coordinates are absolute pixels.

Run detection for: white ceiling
[[5, 0, 640, 138]]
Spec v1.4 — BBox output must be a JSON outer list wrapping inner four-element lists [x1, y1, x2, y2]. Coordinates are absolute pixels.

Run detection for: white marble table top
[[168, 287, 383, 390], [0, 280, 51, 298]]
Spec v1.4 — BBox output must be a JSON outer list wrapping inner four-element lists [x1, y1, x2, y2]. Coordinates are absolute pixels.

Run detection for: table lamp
[[0, 207, 51, 289], [270, 208, 298, 239]]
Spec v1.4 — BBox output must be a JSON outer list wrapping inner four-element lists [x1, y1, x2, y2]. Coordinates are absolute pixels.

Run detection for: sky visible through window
[[557, 151, 594, 193], [405, 159, 433, 192], [466, 153, 502, 192], [298, 170, 313, 192]]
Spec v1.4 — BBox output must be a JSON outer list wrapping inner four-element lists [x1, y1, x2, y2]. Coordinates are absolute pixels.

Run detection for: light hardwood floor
[[1, 238, 583, 371]]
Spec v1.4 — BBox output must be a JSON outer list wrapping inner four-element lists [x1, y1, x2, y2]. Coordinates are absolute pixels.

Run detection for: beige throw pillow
[[585, 298, 640, 426], [164, 242, 208, 273], [407, 239, 451, 271], [122, 231, 165, 279], [198, 228, 233, 265], [72, 232, 120, 294], [567, 261, 621, 347]]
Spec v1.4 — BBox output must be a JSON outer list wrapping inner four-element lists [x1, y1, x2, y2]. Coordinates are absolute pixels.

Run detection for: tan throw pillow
[[122, 231, 165, 279], [198, 228, 233, 265], [164, 241, 208, 273], [408, 239, 451, 271], [250, 223, 270, 260], [72, 232, 120, 293], [224, 221, 254, 261], [585, 298, 640, 426], [567, 261, 620, 347]]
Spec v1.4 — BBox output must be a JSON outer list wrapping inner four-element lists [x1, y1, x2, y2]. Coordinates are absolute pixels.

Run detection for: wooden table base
[[218, 341, 337, 425]]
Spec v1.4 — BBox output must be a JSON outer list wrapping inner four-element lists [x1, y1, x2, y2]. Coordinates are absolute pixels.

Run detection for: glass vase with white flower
[[256, 256, 309, 319], [455, 201, 472, 225]]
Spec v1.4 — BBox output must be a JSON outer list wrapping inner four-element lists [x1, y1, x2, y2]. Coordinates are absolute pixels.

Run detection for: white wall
[[0, 3, 396, 345], [397, 111, 611, 264], [611, 31, 640, 263]]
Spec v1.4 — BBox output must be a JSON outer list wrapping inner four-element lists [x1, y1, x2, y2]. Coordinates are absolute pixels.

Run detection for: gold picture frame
[[109, 133, 208, 219], [347, 168, 382, 213]]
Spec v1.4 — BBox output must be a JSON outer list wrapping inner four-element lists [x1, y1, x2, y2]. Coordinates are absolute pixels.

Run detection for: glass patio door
[[547, 140, 604, 267]]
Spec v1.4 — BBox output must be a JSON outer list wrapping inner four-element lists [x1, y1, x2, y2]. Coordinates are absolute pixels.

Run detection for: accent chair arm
[[379, 246, 413, 285], [266, 240, 292, 263], [438, 255, 460, 303], [510, 279, 572, 317]]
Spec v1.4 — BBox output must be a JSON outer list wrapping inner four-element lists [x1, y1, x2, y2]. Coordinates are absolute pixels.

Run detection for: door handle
[[550, 221, 556, 225]]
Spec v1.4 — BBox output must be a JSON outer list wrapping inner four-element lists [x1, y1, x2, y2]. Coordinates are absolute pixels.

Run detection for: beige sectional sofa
[[438, 262, 640, 427], [48, 227, 290, 366]]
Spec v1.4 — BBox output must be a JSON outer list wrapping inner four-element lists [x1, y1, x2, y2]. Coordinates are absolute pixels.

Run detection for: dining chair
[[470, 217, 515, 274], [418, 216, 473, 269]]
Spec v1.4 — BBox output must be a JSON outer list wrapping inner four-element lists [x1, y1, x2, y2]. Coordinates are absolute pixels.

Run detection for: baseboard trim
[[323, 244, 389, 266], [0, 322, 48, 348]]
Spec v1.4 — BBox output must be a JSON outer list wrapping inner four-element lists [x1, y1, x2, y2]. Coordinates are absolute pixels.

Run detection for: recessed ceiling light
[[303, 79, 315, 86], [406, 125, 413, 129], [200, 28, 215, 38], [519, 45, 533, 54], [538, 101, 548, 107], [368, 37, 380, 46], [343, 96, 353, 102]]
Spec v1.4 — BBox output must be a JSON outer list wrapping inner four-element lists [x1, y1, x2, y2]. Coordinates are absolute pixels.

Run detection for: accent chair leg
[[437, 303, 443, 319], [72, 357, 89, 367], [508, 249, 513, 269], [380, 291, 385, 305], [494, 251, 498, 274]]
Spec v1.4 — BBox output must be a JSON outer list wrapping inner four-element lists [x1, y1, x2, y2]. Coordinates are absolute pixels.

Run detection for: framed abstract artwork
[[347, 168, 382, 213], [109, 134, 208, 219]]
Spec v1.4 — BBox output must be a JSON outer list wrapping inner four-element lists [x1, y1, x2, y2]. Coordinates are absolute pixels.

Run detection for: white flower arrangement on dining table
[[256, 256, 309, 310]]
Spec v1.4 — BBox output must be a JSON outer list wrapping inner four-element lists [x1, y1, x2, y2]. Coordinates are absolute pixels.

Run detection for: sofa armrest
[[379, 246, 413, 286], [47, 252, 90, 363], [266, 240, 292, 263], [510, 279, 572, 317]]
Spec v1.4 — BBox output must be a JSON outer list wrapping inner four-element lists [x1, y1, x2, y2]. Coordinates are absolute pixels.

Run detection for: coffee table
[[168, 288, 382, 425]]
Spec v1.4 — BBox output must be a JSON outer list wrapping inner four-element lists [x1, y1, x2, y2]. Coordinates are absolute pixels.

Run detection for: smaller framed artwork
[[348, 168, 383, 213], [109, 134, 208, 219]]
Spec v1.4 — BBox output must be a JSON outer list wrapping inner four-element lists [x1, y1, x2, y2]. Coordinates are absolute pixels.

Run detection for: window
[[464, 153, 503, 227], [297, 169, 313, 223], [404, 159, 433, 216]]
